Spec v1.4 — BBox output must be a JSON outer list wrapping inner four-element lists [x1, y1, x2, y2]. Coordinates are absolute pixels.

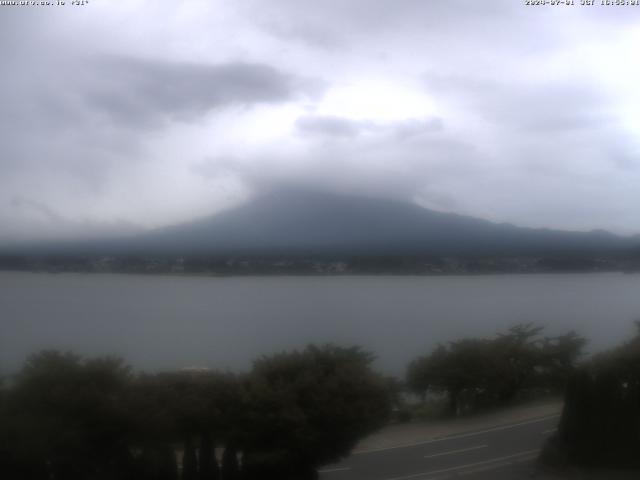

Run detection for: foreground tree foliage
[[406, 324, 586, 415], [0, 344, 391, 479], [541, 323, 640, 469], [241, 345, 391, 479], [2, 351, 135, 479]]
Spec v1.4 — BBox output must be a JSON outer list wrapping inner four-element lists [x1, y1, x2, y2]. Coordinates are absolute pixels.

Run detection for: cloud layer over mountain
[[1, 1, 640, 243]]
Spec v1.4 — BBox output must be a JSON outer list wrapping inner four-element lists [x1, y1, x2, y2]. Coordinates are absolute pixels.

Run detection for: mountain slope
[[107, 189, 636, 257]]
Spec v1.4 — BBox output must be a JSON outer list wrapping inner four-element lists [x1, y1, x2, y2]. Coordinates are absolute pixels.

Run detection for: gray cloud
[[394, 118, 445, 139], [190, 157, 245, 180], [3, 56, 305, 133], [194, 131, 486, 212], [10, 197, 66, 225], [295, 115, 443, 138], [611, 153, 639, 172], [0, 31, 312, 241], [425, 74, 610, 132], [296, 115, 365, 137], [82, 57, 305, 127], [4, 195, 140, 244], [246, 0, 519, 43], [1, 0, 640, 240]]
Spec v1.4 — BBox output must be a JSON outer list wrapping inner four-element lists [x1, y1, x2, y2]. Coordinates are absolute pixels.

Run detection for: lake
[[1, 271, 640, 376]]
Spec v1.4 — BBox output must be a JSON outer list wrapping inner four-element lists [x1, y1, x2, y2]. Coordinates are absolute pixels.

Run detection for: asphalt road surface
[[319, 414, 559, 480]]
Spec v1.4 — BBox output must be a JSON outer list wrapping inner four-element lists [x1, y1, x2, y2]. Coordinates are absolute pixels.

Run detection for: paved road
[[319, 414, 559, 480]]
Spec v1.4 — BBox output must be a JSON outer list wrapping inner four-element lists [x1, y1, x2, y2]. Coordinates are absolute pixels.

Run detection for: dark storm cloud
[[1, 54, 308, 201], [0, 48, 311, 240], [2, 56, 305, 135], [83, 57, 305, 127]]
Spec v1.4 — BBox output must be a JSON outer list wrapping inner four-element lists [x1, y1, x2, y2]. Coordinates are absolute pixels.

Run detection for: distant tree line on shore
[[0, 346, 391, 480], [2, 252, 640, 276]]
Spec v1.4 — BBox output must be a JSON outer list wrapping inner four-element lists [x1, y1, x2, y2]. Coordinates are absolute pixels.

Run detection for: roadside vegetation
[[0, 346, 391, 480], [3, 323, 639, 478], [541, 322, 640, 470], [406, 324, 585, 417]]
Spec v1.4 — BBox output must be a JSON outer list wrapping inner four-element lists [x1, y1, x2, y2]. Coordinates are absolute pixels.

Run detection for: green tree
[[240, 345, 391, 479], [538, 330, 586, 390], [5, 351, 135, 479], [130, 370, 241, 480], [543, 322, 640, 468], [183, 437, 198, 480], [407, 325, 585, 415], [199, 433, 219, 480], [221, 445, 240, 480], [138, 444, 178, 480]]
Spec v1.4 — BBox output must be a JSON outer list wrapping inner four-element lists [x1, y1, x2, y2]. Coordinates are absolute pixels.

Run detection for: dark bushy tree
[[130, 370, 240, 479], [537, 331, 587, 390], [183, 437, 198, 480], [407, 324, 585, 415], [138, 444, 178, 480], [240, 345, 392, 479], [199, 433, 219, 480], [221, 445, 240, 480], [3, 351, 135, 479], [0, 345, 392, 479], [542, 322, 640, 469]]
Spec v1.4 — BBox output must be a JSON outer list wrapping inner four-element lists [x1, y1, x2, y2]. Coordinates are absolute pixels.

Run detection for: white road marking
[[318, 467, 351, 474], [382, 449, 540, 480], [354, 414, 560, 455], [423, 444, 488, 459], [459, 452, 537, 476], [541, 428, 557, 435]]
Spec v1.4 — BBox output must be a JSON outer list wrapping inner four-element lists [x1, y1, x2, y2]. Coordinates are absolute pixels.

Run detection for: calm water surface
[[1, 271, 640, 376]]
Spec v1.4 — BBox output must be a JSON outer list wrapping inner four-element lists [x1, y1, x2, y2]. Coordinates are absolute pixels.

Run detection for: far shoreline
[[1, 268, 638, 279]]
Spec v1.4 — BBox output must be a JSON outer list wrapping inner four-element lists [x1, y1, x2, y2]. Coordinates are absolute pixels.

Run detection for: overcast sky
[[1, 0, 640, 243]]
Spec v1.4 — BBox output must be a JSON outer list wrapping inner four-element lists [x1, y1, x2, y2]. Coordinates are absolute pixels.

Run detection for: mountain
[[57, 189, 636, 258]]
